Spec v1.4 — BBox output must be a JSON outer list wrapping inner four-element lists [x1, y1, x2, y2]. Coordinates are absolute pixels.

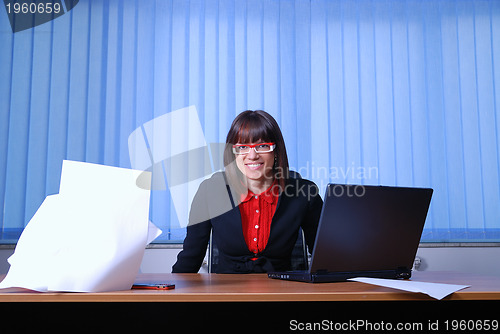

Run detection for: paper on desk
[[0, 160, 159, 293], [348, 277, 470, 300]]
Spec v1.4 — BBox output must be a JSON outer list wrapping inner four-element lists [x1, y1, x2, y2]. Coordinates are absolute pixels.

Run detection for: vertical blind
[[0, 0, 499, 242]]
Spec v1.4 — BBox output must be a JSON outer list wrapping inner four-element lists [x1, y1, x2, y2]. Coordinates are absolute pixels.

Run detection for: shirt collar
[[240, 180, 277, 204]]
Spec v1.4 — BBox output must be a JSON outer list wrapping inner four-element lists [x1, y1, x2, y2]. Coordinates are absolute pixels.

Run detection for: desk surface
[[1, 271, 500, 302]]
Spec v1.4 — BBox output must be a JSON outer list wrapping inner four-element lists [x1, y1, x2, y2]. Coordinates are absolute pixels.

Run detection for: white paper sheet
[[348, 277, 470, 300], [0, 160, 159, 293], [147, 220, 163, 245], [129, 106, 213, 227]]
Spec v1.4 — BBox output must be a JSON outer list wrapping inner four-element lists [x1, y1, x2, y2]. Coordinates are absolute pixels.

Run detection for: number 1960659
[[444, 320, 499, 331], [5, 2, 62, 15]]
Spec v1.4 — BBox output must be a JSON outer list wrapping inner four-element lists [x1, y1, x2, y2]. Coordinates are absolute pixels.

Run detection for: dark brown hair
[[223, 110, 289, 193]]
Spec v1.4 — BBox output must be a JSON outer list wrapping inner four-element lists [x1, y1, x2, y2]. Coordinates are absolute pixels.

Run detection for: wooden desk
[[1, 271, 500, 302]]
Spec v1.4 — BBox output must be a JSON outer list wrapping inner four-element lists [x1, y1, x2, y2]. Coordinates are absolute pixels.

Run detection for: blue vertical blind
[[0, 0, 499, 242]]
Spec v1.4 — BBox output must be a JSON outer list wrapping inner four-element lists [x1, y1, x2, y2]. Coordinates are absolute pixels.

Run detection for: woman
[[172, 110, 323, 273]]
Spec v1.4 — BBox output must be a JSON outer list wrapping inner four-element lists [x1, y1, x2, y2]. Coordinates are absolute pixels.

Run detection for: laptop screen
[[309, 184, 433, 274]]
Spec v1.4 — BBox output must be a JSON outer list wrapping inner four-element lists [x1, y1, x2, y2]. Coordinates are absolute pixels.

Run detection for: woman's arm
[[171, 220, 211, 273]]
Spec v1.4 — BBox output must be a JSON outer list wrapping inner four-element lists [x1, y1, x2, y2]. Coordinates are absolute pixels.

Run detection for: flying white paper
[[348, 277, 470, 300], [129, 105, 211, 228], [147, 220, 163, 245], [0, 160, 159, 293]]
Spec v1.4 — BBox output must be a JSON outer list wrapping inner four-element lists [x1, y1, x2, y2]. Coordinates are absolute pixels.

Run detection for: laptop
[[268, 184, 433, 283]]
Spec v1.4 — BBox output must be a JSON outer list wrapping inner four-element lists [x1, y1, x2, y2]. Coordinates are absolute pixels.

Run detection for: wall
[[415, 246, 500, 277], [2, 245, 499, 277]]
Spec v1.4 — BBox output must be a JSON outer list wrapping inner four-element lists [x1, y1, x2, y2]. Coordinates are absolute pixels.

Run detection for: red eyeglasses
[[232, 143, 276, 155]]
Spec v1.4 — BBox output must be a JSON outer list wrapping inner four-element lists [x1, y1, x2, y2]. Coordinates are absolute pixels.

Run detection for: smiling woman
[[232, 141, 276, 193], [224, 110, 289, 195], [172, 110, 323, 273]]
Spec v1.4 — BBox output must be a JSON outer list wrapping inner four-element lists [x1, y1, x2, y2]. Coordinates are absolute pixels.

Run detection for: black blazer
[[172, 172, 323, 273]]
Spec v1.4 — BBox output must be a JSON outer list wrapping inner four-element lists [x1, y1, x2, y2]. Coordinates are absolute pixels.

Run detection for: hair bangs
[[235, 115, 274, 144]]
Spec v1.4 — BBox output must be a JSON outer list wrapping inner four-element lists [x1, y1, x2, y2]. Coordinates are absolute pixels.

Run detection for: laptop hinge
[[396, 267, 412, 279]]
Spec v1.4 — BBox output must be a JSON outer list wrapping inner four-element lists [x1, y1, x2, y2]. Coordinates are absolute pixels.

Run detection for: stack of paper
[[0, 160, 160, 292]]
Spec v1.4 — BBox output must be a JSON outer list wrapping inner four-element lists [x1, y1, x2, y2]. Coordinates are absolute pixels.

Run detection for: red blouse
[[239, 182, 278, 258]]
